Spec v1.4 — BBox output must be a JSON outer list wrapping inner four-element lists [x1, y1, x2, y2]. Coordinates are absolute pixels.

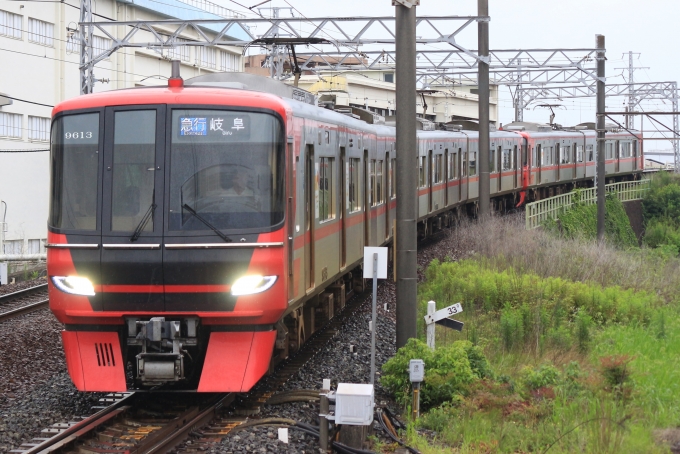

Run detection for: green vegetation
[[379, 217, 680, 453], [642, 173, 680, 255], [544, 193, 638, 249]]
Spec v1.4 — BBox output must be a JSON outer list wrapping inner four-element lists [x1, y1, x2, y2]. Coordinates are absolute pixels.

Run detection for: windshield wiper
[[182, 203, 232, 243], [130, 202, 157, 242]]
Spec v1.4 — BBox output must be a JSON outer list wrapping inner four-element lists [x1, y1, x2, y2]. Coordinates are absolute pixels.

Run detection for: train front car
[[47, 83, 290, 392]]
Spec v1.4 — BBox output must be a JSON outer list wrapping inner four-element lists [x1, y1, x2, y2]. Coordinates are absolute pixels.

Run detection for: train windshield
[[50, 113, 100, 231], [169, 109, 285, 232]]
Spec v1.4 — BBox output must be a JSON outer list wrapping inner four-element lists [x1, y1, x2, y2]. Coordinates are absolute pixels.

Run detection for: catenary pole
[[596, 34, 606, 241], [477, 0, 490, 218], [395, 0, 418, 348]]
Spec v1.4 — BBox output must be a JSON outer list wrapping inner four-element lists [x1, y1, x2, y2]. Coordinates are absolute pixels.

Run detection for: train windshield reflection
[[169, 109, 284, 232]]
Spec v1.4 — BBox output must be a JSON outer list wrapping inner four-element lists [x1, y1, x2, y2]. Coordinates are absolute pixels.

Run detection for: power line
[[0, 95, 53, 108]]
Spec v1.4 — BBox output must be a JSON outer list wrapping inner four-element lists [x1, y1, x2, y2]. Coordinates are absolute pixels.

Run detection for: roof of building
[[117, 0, 251, 40]]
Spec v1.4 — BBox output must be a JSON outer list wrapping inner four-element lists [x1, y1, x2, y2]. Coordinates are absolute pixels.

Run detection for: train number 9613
[[65, 131, 93, 139]]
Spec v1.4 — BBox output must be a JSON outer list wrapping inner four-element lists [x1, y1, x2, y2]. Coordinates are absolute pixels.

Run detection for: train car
[[47, 68, 643, 393]]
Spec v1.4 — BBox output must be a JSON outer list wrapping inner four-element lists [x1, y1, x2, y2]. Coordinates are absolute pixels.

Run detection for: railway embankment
[[389, 211, 680, 453]]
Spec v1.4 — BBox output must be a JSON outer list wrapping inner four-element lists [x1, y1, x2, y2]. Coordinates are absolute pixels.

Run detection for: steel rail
[[0, 283, 48, 304], [17, 393, 135, 454], [0, 298, 50, 323]]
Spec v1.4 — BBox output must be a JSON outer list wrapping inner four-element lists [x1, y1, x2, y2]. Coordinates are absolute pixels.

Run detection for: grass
[[379, 216, 680, 453]]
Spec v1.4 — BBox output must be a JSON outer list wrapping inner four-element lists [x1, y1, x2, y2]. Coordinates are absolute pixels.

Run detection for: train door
[[364, 149, 370, 248], [537, 144, 542, 185], [288, 138, 295, 301], [101, 106, 165, 311], [496, 145, 502, 193], [428, 150, 433, 213], [633, 140, 638, 171], [340, 147, 347, 269], [460, 147, 468, 202], [305, 145, 315, 290], [615, 141, 620, 173], [444, 149, 449, 207], [385, 151, 390, 240]]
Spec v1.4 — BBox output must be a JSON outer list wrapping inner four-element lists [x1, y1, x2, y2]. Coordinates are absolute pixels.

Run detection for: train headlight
[[51, 276, 96, 296], [231, 275, 277, 296]]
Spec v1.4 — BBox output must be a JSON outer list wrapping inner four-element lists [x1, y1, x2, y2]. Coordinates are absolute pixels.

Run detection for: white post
[[370, 253, 378, 384], [427, 301, 436, 350]]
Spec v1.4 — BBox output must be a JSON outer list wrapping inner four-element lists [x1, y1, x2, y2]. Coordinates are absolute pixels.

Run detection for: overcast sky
[[216, 0, 680, 156]]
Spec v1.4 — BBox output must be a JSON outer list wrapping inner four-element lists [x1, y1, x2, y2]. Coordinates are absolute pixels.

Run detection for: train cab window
[[468, 151, 477, 176], [50, 112, 100, 230], [111, 110, 156, 232], [376, 160, 383, 204], [169, 109, 284, 232], [587, 145, 594, 161], [348, 158, 361, 212], [319, 157, 335, 221], [418, 156, 427, 187], [576, 145, 584, 163]]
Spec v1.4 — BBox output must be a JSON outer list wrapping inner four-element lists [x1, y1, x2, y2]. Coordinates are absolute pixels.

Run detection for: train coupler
[[125, 317, 198, 384]]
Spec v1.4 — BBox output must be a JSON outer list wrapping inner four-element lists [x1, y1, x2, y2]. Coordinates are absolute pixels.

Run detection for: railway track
[[8, 284, 370, 454], [0, 283, 49, 323]]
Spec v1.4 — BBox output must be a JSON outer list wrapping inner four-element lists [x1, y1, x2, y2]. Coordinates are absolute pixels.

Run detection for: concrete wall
[[0, 0, 243, 254]]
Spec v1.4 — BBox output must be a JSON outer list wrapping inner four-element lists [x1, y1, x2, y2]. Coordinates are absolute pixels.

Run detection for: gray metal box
[[409, 359, 424, 383], [334, 383, 374, 426]]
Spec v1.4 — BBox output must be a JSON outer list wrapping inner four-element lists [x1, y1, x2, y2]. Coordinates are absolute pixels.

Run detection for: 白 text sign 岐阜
[[423, 302, 463, 324]]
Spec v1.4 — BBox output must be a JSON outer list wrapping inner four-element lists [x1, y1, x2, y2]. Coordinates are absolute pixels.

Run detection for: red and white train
[[47, 69, 642, 392]]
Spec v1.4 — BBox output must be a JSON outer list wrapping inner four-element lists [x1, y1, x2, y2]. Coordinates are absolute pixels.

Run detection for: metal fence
[[525, 179, 651, 229]]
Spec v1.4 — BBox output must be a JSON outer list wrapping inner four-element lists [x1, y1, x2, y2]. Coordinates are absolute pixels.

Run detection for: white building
[[0, 0, 247, 256]]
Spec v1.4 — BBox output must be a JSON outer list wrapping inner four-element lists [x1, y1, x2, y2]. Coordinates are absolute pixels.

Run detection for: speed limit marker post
[[424, 301, 464, 350]]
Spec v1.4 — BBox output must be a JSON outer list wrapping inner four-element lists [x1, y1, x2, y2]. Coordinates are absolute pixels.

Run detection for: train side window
[[468, 151, 477, 176], [605, 142, 613, 160], [348, 158, 361, 213], [449, 150, 457, 180], [418, 156, 426, 187], [390, 158, 396, 199], [376, 160, 383, 204], [489, 148, 496, 173], [587, 145, 594, 161], [561, 144, 570, 164], [502, 148, 512, 171], [433, 154, 443, 183], [576, 145, 584, 163], [319, 157, 335, 222], [462, 150, 467, 177], [533, 145, 539, 168], [621, 142, 631, 158]]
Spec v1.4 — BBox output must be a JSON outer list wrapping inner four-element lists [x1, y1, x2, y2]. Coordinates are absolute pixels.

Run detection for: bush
[[381, 338, 486, 409], [556, 194, 638, 249], [519, 364, 560, 391], [643, 177, 680, 224], [643, 218, 680, 252]]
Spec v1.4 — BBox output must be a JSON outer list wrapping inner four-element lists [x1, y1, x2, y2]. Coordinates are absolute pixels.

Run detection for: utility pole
[[596, 35, 606, 242], [259, 6, 294, 80], [673, 82, 680, 172], [79, 0, 94, 94], [394, 0, 418, 349], [477, 0, 490, 218], [615, 52, 647, 129], [514, 58, 523, 122]]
